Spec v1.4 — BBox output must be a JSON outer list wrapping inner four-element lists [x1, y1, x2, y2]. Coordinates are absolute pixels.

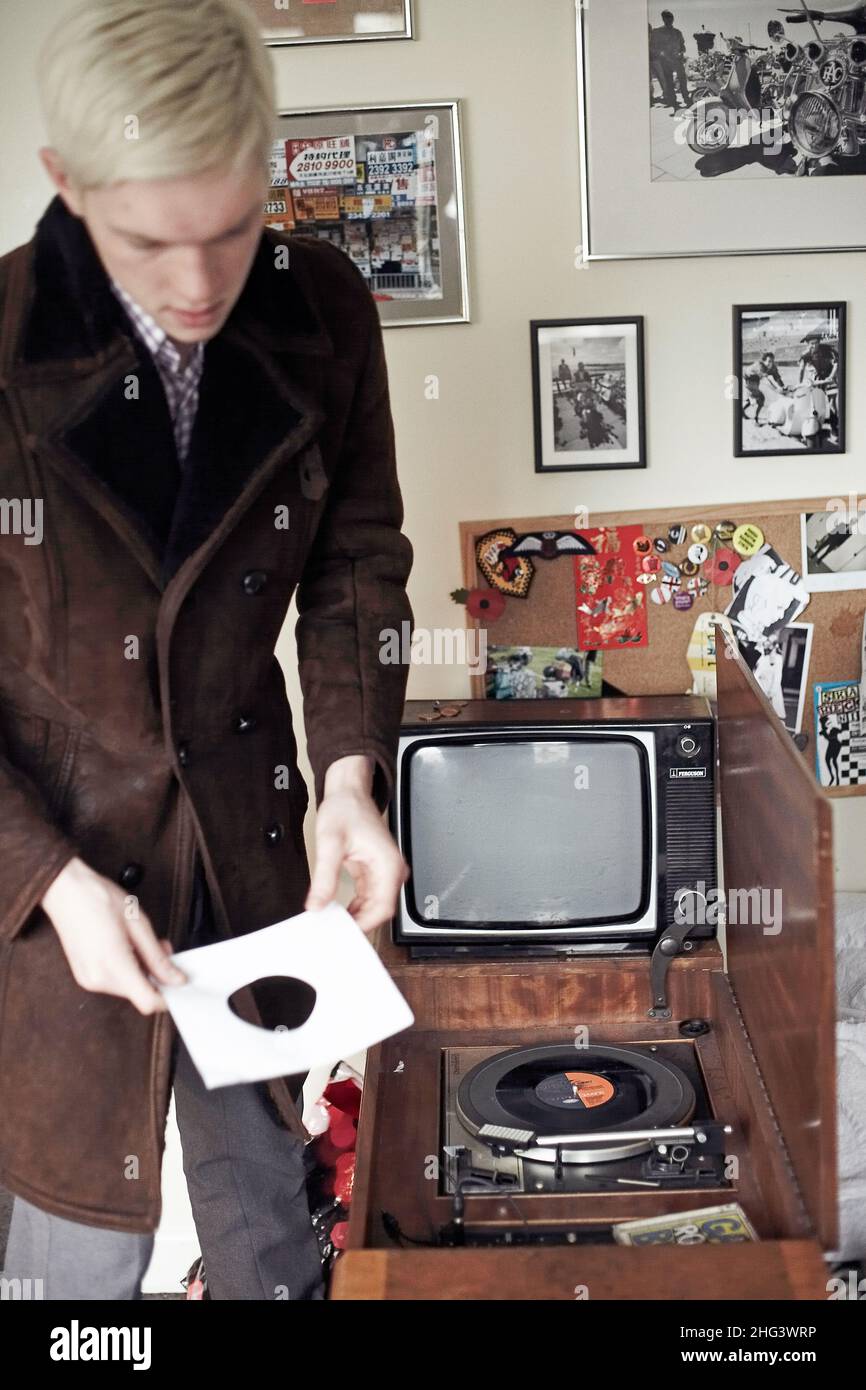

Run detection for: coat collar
[[0, 196, 331, 599], [11, 194, 334, 371]]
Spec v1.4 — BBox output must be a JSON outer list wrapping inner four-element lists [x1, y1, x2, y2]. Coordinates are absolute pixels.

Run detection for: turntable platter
[[455, 1043, 696, 1163]]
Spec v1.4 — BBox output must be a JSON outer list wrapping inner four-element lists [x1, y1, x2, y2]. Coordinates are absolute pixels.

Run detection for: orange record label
[[564, 1071, 615, 1107]]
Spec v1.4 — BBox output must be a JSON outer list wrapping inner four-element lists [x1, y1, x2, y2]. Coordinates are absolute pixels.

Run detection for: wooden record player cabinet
[[330, 640, 836, 1300]]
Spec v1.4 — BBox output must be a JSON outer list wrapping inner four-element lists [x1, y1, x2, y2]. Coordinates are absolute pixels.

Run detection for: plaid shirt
[[109, 279, 205, 464]]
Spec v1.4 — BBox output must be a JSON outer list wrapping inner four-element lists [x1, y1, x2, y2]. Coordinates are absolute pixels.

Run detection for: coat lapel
[[0, 196, 334, 595], [159, 330, 326, 596]]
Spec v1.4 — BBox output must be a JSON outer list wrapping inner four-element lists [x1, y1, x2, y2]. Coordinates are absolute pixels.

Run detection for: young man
[[0, 0, 413, 1300]]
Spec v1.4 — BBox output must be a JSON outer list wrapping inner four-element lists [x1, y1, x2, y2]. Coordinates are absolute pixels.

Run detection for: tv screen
[[403, 737, 649, 927]]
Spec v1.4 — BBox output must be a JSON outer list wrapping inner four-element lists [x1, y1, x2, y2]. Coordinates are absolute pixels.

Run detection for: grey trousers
[[3, 1029, 325, 1300], [4, 859, 325, 1301]]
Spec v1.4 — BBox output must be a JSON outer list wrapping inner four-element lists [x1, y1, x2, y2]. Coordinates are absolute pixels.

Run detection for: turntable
[[443, 1041, 730, 1198], [330, 647, 837, 1301]]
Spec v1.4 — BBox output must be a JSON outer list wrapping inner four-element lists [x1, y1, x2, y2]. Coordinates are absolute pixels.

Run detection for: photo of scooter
[[686, 33, 781, 155], [759, 378, 831, 449]]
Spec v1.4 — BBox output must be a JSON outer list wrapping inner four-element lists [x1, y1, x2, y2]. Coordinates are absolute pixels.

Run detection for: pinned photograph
[[801, 509, 866, 592], [734, 303, 845, 456], [724, 543, 810, 677], [485, 645, 603, 700], [531, 318, 646, 473], [751, 621, 814, 733]]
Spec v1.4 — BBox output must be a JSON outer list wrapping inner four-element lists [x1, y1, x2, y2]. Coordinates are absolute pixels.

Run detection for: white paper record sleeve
[[159, 901, 414, 1088]]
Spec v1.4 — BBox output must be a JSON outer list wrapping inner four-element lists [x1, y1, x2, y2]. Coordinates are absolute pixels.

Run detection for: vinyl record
[[456, 1043, 696, 1163]]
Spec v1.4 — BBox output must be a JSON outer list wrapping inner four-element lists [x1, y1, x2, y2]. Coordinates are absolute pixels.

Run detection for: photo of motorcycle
[[553, 369, 626, 453], [759, 20, 794, 106], [779, 26, 866, 172], [569, 385, 620, 450], [597, 370, 626, 419], [648, 1, 866, 194], [689, 25, 729, 98]]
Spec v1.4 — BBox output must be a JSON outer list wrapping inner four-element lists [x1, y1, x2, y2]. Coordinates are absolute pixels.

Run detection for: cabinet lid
[[716, 630, 837, 1251]]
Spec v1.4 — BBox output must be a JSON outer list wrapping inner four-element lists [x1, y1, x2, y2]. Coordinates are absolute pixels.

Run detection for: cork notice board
[[460, 497, 866, 798]]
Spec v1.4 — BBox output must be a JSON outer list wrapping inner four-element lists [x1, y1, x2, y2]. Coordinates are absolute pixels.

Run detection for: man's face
[[49, 158, 269, 352]]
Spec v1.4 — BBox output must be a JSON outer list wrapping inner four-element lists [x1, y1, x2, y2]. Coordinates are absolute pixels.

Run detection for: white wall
[[2, 2, 864, 866]]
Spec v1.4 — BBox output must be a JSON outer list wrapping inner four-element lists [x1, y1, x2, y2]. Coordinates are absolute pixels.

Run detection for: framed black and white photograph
[[577, 2, 866, 259], [243, 0, 413, 46], [734, 302, 845, 456], [265, 102, 469, 326], [801, 510, 866, 591], [531, 318, 646, 474]]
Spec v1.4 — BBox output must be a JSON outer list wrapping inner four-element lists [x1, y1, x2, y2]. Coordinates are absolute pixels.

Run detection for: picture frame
[[576, 2, 866, 261], [531, 317, 647, 474], [265, 101, 470, 327], [242, 0, 413, 47], [733, 302, 846, 457]]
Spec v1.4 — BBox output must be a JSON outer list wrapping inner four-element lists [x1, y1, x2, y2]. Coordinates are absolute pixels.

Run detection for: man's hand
[[41, 855, 187, 1015], [304, 755, 409, 933]]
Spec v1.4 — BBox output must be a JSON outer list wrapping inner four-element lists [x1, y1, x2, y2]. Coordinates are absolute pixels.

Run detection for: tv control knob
[[677, 734, 699, 758]]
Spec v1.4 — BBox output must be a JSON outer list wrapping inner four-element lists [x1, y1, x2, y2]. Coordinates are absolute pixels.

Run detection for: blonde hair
[[38, 0, 276, 189]]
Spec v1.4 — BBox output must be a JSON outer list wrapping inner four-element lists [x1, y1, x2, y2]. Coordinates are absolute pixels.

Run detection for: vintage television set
[[389, 697, 717, 957]]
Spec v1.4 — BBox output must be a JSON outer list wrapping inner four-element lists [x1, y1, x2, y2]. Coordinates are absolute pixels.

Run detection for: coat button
[[264, 822, 284, 846], [177, 741, 190, 767], [243, 569, 268, 595], [234, 713, 257, 734], [119, 862, 144, 889]]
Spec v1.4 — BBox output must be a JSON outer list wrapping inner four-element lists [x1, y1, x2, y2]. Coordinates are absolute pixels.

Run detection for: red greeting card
[[573, 524, 649, 650]]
